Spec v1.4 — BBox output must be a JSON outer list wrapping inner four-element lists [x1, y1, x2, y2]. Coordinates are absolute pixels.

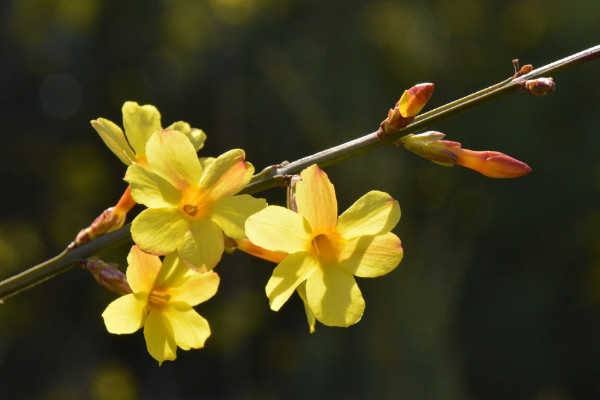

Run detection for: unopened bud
[[379, 83, 434, 136], [400, 131, 532, 178], [79, 258, 132, 295], [398, 83, 435, 118], [69, 187, 136, 249], [400, 132, 458, 165], [520, 77, 556, 97]]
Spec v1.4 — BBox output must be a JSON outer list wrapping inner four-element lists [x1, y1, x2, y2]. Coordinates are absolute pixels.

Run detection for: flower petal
[[122, 101, 162, 159], [163, 302, 211, 350], [144, 310, 177, 365], [338, 233, 403, 277], [245, 206, 312, 254], [131, 208, 188, 255], [296, 281, 316, 333], [102, 293, 147, 334], [126, 245, 162, 293], [210, 194, 267, 239], [336, 191, 400, 239], [178, 218, 224, 271], [306, 265, 365, 327], [145, 130, 203, 191], [91, 118, 135, 165], [266, 252, 318, 311], [166, 121, 207, 152], [199, 149, 254, 199], [168, 266, 220, 306], [296, 165, 338, 233], [126, 164, 182, 208]]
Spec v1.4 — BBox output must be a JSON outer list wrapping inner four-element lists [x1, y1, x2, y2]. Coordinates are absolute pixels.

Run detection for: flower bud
[[70, 186, 136, 249], [380, 83, 434, 135], [451, 148, 532, 178], [79, 258, 132, 295], [520, 77, 556, 97], [398, 83, 435, 118], [401, 131, 532, 178]]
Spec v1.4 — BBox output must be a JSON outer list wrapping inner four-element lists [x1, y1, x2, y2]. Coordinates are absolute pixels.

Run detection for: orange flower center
[[310, 232, 341, 264], [180, 187, 211, 219], [148, 292, 171, 309]]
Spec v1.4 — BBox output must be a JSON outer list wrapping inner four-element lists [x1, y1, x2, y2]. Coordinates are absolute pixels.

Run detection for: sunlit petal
[[126, 245, 162, 293], [297, 281, 316, 333], [337, 233, 403, 277], [145, 130, 203, 191], [245, 206, 312, 253], [131, 208, 188, 255], [102, 293, 147, 334], [122, 101, 162, 158], [199, 149, 254, 199], [210, 195, 267, 239], [295, 165, 337, 233], [336, 191, 400, 239], [144, 310, 177, 365], [91, 118, 135, 165], [306, 265, 364, 327], [170, 269, 220, 306], [126, 163, 181, 208], [178, 219, 224, 271], [166, 121, 207, 152], [163, 302, 211, 350], [266, 252, 318, 311]]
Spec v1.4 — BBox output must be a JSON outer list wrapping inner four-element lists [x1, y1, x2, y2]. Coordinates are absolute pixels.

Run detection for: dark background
[[0, 0, 599, 399]]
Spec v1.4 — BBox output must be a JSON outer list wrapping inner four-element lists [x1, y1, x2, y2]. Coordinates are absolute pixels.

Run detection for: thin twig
[[1, 44, 598, 302]]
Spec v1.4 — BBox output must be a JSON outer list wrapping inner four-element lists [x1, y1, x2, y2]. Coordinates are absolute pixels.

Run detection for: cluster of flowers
[[85, 102, 404, 364], [81, 84, 532, 364]]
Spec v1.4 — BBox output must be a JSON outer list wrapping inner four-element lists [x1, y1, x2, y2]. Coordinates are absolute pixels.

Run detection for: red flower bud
[[380, 83, 434, 135], [402, 131, 532, 178]]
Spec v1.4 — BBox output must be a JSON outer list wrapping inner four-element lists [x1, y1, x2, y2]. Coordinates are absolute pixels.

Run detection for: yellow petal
[[122, 101, 162, 159], [166, 262, 220, 306], [210, 195, 267, 239], [131, 208, 188, 255], [338, 233, 403, 277], [178, 218, 224, 271], [199, 149, 254, 199], [245, 206, 312, 254], [296, 282, 316, 333], [144, 310, 177, 365], [102, 292, 147, 334], [145, 130, 203, 191], [166, 121, 207, 152], [163, 302, 211, 350], [266, 252, 318, 311], [305, 265, 364, 327], [126, 164, 182, 208], [126, 245, 162, 293], [296, 165, 338, 233], [336, 191, 400, 239], [91, 118, 135, 165]]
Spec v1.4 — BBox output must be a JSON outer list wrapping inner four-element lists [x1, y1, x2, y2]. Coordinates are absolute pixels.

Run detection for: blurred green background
[[0, 0, 599, 399]]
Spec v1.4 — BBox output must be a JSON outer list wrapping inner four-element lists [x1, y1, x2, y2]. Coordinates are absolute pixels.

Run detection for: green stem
[[1, 44, 599, 302], [0, 225, 132, 302]]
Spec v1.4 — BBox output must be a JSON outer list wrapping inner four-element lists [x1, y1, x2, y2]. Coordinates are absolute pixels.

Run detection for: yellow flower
[[245, 164, 403, 328], [102, 246, 219, 365], [92, 101, 207, 166], [125, 129, 267, 271]]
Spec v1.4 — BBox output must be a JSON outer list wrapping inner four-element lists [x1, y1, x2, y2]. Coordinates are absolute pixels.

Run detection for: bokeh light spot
[[39, 74, 83, 119]]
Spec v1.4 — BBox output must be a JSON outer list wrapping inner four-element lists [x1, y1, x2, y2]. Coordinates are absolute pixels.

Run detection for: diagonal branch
[[1, 44, 599, 302]]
